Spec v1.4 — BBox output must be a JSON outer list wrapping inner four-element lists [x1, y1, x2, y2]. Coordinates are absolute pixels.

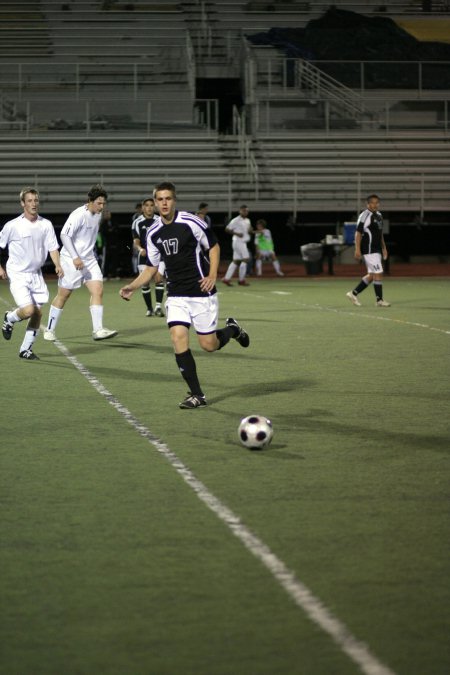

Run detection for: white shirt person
[[44, 184, 118, 342], [0, 187, 62, 360], [222, 205, 253, 287]]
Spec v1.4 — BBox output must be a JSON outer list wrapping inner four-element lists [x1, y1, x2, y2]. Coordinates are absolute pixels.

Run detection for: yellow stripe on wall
[[395, 18, 450, 43]]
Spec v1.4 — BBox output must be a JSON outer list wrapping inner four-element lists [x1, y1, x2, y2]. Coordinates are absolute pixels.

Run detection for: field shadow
[[208, 377, 314, 405]]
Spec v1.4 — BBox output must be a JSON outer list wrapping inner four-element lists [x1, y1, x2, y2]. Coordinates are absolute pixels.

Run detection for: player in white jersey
[[0, 187, 63, 360], [120, 181, 250, 409], [43, 185, 118, 341], [222, 205, 253, 287]]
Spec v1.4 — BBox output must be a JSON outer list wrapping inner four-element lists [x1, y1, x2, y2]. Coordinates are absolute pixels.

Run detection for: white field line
[[266, 292, 450, 336], [49, 338, 396, 675]]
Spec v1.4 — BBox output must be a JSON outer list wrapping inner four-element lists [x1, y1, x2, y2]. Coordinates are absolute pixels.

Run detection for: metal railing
[[253, 97, 450, 134], [250, 55, 450, 98], [0, 59, 193, 101], [0, 98, 219, 136], [232, 105, 259, 199]]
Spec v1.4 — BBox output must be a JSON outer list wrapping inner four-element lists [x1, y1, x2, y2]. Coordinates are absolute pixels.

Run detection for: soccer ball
[[238, 415, 273, 450]]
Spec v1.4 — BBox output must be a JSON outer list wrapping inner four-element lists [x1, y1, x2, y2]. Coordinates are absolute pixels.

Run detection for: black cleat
[[226, 317, 250, 348], [179, 392, 208, 409], [154, 305, 164, 317], [2, 312, 13, 340], [19, 349, 40, 360]]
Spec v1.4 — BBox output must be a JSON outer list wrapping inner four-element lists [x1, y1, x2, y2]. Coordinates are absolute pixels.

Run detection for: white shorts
[[8, 270, 49, 308], [363, 253, 384, 274], [166, 295, 219, 334], [259, 250, 274, 261], [232, 238, 250, 261], [58, 256, 103, 290]]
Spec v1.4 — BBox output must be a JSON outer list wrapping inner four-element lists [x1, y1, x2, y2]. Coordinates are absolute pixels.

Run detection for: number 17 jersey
[[146, 210, 218, 297]]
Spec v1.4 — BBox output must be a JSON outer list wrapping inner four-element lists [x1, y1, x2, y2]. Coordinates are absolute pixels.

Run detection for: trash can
[[301, 243, 323, 275]]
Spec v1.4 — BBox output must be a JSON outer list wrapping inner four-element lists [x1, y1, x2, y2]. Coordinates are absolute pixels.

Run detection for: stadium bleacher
[[0, 1, 449, 220]]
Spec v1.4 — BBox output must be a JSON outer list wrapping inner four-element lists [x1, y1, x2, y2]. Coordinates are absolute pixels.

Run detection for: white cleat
[[43, 329, 56, 341], [376, 299, 391, 307], [346, 291, 361, 307], [93, 328, 118, 341]]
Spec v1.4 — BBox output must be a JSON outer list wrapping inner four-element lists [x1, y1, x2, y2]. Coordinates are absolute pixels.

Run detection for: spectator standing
[[132, 197, 165, 316], [43, 184, 118, 341], [0, 187, 63, 360], [222, 205, 253, 286], [346, 194, 390, 307]]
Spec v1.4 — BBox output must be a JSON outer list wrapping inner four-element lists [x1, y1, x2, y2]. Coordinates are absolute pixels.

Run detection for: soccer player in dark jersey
[[120, 181, 250, 409], [132, 197, 165, 316], [346, 194, 390, 307]]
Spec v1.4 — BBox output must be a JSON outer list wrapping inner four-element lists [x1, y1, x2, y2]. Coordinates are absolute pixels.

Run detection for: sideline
[[48, 336, 396, 675]]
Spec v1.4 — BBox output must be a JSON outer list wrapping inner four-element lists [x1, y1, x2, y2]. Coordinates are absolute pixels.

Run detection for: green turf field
[[1, 277, 449, 675]]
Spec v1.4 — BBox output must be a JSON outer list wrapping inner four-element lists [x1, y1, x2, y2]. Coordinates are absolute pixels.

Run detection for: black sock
[[374, 282, 383, 301], [175, 350, 203, 396], [142, 287, 153, 311], [155, 282, 165, 304], [216, 325, 235, 350], [353, 279, 369, 295]]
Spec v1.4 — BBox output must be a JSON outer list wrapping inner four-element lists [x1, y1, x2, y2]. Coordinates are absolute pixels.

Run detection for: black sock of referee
[[175, 350, 204, 397], [215, 325, 236, 350]]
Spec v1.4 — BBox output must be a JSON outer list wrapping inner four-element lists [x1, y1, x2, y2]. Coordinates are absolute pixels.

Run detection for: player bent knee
[[197, 331, 220, 352]]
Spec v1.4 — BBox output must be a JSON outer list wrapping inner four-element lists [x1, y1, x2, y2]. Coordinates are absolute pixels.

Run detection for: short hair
[[20, 187, 39, 202], [240, 204, 248, 209], [142, 197, 155, 206], [87, 184, 108, 202], [256, 219, 266, 227], [198, 202, 208, 209], [153, 181, 176, 199], [366, 194, 380, 202]]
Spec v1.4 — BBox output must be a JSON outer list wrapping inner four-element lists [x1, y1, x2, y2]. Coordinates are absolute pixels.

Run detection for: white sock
[[273, 259, 282, 274], [255, 259, 262, 276], [224, 262, 237, 280], [7, 310, 21, 324], [238, 262, 247, 281], [90, 304, 103, 332], [20, 328, 39, 352], [47, 305, 63, 332]]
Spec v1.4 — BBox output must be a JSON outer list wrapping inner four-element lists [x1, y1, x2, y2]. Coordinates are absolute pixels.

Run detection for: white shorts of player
[[232, 238, 250, 260], [363, 253, 384, 274], [58, 255, 103, 290], [259, 250, 274, 261], [166, 295, 219, 334], [9, 270, 49, 307]]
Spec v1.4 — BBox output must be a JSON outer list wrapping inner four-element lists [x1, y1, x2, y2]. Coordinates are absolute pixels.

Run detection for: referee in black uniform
[[120, 182, 250, 409]]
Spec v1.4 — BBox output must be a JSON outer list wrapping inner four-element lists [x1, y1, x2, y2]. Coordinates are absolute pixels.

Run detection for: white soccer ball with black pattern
[[238, 415, 273, 450]]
